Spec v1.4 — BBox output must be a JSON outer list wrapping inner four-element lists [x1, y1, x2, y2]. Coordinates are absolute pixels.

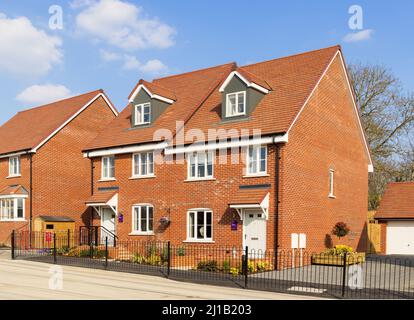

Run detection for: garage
[[386, 221, 414, 255]]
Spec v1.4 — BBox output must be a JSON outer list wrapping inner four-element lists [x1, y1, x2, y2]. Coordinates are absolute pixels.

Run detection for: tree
[[332, 222, 350, 240], [348, 63, 414, 209]]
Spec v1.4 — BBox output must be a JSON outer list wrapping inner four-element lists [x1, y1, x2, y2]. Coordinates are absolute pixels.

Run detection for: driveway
[[0, 250, 321, 300]]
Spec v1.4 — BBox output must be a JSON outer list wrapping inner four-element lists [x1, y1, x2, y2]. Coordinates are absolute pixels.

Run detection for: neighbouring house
[[375, 182, 414, 255], [0, 90, 118, 245], [83, 45, 372, 253]]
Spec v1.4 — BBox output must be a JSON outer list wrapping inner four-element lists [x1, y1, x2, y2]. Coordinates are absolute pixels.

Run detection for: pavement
[[0, 250, 322, 300]]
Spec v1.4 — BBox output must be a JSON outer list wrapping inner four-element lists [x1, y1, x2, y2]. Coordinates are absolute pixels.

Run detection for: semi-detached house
[[0, 90, 117, 245], [83, 45, 372, 253]]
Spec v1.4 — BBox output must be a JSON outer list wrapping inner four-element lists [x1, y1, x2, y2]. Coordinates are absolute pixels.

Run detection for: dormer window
[[134, 103, 151, 125], [226, 91, 246, 117]]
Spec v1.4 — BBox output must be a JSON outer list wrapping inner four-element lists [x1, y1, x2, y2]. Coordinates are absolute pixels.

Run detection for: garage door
[[386, 221, 414, 254]]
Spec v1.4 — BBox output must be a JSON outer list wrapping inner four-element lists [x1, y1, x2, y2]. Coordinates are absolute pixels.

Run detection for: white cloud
[[99, 49, 121, 62], [122, 55, 141, 70], [139, 59, 168, 74], [0, 13, 62, 77], [121, 56, 168, 75], [16, 84, 73, 105], [343, 29, 374, 43], [75, 0, 176, 50], [69, 0, 96, 9]]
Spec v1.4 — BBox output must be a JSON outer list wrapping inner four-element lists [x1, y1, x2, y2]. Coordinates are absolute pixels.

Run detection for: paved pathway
[[0, 250, 322, 300]]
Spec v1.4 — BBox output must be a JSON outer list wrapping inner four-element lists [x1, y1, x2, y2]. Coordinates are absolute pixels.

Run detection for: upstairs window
[[246, 145, 267, 176], [101, 156, 115, 180], [134, 103, 151, 125], [226, 91, 246, 117], [187, 152, 214, 180], [9, 156, 21, 177], [133, 152, 154, 177], [329, 169, 335, 198]]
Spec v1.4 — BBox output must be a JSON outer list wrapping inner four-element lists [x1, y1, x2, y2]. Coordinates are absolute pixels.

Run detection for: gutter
[[273, 143, 281, 269]]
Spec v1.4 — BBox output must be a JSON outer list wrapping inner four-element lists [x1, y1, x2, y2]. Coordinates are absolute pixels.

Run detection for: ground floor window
[[187, 209, 212, 241], [0, 198, 25, 221], [132, 205, 154, 234]]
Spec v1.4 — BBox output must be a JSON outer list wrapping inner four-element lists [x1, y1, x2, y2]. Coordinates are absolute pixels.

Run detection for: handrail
[[79, 226, 118, 246]]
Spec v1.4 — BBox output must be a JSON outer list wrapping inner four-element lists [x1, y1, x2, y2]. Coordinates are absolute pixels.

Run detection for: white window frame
[[8, 156, 21, 177], [131, 204, 154, 235], [134, 103, 151, 125], [226, 91, 246, 117], [0, 197, 25, 221], [329, 169, 335, 198], [132, 152, 155, 178], [186, 209, 213, 242], [101, 156, 115, 180], [246, 145, 267, 176], [186, 151, 214, 180]]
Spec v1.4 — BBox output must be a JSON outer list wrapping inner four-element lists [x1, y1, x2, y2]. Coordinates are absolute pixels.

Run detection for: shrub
[[147, 254, 162, 266], [229, 267, 240, 276], [176, 247, 186, 257], [248, 261, 256, 273], [222, 260, 231, 272], [133, 253, 146, 264], [56, 246, 71, 255], [256, 261, 270, 271], [325, 245, 354, 256], [197, 260, 218, 272], [332, 222, 350, 239], [76, 248, 106, 258]]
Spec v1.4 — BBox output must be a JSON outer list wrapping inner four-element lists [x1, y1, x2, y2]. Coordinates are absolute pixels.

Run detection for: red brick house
[[375, 182, 414, 254], [83, 46, 372, 253], [0, 90, 118, 245]]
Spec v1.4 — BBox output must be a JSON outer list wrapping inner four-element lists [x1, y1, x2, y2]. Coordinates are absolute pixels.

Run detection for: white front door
[[243, 210, 267, 255], [386, 221, 414, 254], [101, 208, 116, 245]]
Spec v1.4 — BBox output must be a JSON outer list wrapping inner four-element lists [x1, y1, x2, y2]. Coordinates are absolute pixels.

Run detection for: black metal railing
[[10, 230, 414, 299], [79, 226, 118, 247]]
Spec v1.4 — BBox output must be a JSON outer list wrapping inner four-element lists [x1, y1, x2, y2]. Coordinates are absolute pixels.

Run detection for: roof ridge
[[153, 62, 237, 82], [241, 45, 341, 69], [17, 89, 103, 114], [388, 181, 414, 185]]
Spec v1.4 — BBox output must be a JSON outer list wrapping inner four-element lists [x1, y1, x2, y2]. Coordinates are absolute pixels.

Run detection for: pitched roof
[[85, 190, 117, 204], [128, 79, 177, 101], [375, 182, 414, 219], [85, 45, 340, 151], [182, 45, 340, 143], [229, 188, 269, 205], [234, 67, 272, 91], [0, 90, 114, 156], [0, 185, 28, 196], [85, 63, 235, 150]]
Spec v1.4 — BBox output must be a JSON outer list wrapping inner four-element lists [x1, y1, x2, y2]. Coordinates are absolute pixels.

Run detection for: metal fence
[[11, 230, 414, 299]]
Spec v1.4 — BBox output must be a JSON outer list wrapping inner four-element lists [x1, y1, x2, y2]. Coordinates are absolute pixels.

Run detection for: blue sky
[[0, 0, 413, 125]]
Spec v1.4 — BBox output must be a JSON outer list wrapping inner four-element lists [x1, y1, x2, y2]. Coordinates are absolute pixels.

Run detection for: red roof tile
[[85, 191, 117, 204], [85, 46, 340, 151], [128, 79, 177, 101], [0, 90, 106, 155], [375, 182, 414, 219], [235, 67, 272, 91], [229, 189, 269, 205], [0, 185, 28, 196], [85, 63, 235, 150]]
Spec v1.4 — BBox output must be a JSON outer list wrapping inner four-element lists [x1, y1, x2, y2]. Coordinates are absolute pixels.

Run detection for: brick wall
[[92, 147, 277, 248], [91, 55, 369, 253], [0, 96, 116, 244], [0, 154, 31, 245], [278, 55, 369, 253]]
